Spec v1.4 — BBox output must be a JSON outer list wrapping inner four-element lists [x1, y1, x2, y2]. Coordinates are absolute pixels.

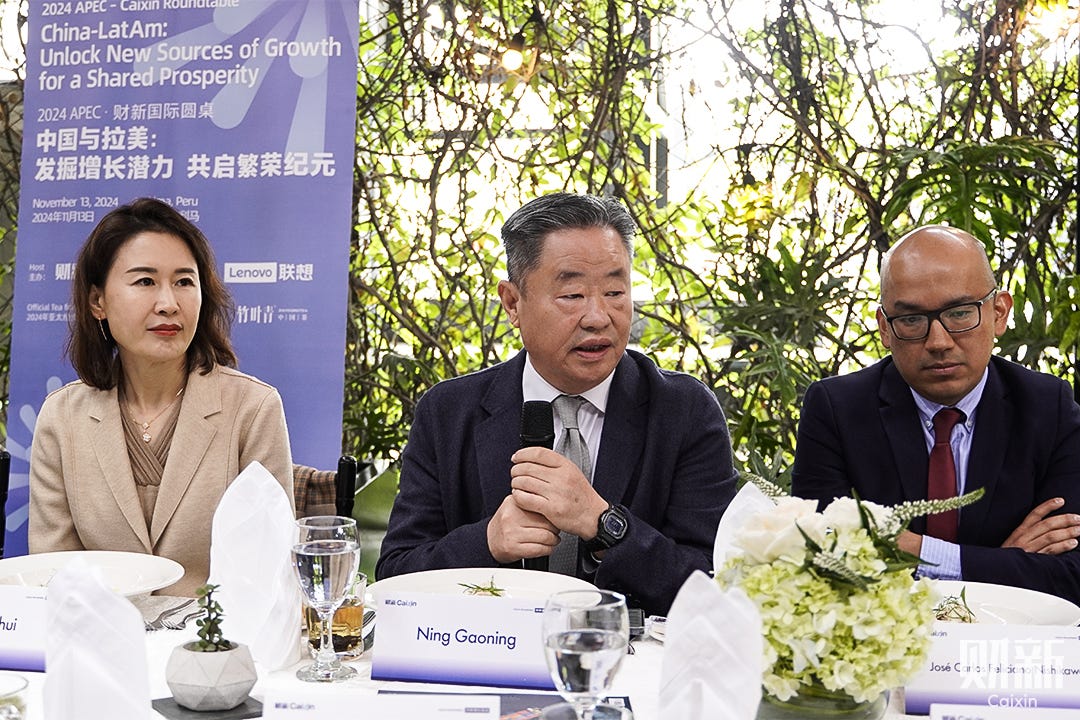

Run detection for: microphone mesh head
[[520, 400, 555, 448]]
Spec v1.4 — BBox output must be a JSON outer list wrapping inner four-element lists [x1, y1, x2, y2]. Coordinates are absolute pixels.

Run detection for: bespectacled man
[[792, 224, 1080, 603]]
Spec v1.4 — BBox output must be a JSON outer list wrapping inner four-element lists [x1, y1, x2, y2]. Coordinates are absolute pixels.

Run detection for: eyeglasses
[[881, 289, 998, 341]]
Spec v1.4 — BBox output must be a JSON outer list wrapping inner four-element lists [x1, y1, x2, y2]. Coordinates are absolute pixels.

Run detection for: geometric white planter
[[165, 641, 257, 712]]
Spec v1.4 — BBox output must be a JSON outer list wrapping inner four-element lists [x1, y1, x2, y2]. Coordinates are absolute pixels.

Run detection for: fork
[[145, 598, 195, 631], [160, 606, 204, 631]]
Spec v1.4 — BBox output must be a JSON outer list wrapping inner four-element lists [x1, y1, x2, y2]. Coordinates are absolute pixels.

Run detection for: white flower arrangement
[[718, 476, 984, 704]]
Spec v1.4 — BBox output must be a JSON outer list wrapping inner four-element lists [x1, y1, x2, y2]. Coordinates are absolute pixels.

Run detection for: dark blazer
[[376, 349, 738, 614], [792, 356, 1080, 604]]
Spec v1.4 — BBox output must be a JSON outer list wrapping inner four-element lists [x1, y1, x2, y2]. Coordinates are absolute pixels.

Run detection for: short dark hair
[[67, 197, 237, 389], [500, 193, 636, 288]]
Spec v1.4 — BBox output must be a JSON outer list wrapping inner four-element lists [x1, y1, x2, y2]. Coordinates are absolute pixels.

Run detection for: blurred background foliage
[[1, 0, 1077, 493]]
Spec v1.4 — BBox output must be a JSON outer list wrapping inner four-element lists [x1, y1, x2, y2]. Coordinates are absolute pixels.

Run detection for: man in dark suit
[[792, 225, 1080, 603], [376, 193, 738, 614]]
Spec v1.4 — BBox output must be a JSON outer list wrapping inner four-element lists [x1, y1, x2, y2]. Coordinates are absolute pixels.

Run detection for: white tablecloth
[[20, 626, 918, 719]]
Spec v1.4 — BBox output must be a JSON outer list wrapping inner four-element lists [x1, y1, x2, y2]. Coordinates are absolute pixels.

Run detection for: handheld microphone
[[519, 400, 554, 571], [520, 400, 555, 449]]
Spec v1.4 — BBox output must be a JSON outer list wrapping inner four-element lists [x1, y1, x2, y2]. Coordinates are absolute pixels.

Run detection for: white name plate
[[371, 590, 553, 689], [0, 585, 47, 672], [263, 690, 499, 719], [906, 622, 1080, 714], [930, 703, 1080, 719]]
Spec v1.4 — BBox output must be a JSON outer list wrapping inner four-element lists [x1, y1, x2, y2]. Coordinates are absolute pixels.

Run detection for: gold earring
[[98, 318, 109, 342]]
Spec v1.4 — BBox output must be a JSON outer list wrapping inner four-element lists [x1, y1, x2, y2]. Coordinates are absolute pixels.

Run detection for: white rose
[[735, 497, 826, 563], [822, 496, 890, 533]]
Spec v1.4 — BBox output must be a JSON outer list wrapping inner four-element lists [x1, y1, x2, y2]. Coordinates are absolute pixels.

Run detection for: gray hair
[[501, 193, 636, 288]]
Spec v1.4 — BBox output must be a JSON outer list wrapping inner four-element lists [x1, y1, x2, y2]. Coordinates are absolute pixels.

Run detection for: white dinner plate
[[0, 550, 185, 597], [369, 567, 595, 603], [932, 580, 1080, 625]]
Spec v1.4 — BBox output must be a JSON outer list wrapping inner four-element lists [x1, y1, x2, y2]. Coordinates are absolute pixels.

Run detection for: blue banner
[[5, 0, 359, 556]]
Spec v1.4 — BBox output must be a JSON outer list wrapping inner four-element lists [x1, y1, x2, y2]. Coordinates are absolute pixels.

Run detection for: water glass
[[0, 672, 27, 720], [541, 589, 631, 720], [292, 515, 360, 682]]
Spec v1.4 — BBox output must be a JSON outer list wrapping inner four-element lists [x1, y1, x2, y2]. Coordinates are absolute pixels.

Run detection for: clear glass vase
[[756, 682, 887, 720]]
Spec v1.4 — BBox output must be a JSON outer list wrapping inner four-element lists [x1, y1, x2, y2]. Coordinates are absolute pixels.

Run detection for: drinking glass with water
[[292, 516, 361, 682], [540, 589, 633, 720]]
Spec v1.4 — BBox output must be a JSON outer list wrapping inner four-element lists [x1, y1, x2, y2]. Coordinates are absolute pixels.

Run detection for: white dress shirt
[[521, 354, 614, 480]]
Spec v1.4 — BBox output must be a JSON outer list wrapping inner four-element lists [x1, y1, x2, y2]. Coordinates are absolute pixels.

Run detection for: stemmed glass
[[541, 589, 632, 720], [292, 515, 361, 682]]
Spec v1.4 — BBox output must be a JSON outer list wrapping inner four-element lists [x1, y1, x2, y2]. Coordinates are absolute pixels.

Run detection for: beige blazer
[[28, 365, 294, 596]]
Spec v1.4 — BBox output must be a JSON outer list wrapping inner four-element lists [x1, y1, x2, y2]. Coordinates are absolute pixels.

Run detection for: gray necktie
[[549, 395, 591, 575]]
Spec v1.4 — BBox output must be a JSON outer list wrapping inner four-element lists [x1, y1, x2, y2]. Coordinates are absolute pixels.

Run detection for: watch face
[[587, 506, 629, 552], [602, 508, 628, 538]]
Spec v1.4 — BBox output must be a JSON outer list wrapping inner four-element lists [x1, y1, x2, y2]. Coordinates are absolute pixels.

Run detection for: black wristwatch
[[584, 504, 629, 552]]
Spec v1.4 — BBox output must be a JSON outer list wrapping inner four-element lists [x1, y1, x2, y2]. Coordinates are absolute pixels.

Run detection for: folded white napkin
[[208, 460, 303, 670], [44, 559, 151, 720], [659, 570, 763, 720], [713, 481, 775, 571]]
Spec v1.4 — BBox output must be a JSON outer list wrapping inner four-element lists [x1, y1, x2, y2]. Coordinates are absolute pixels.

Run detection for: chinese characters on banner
[[6, 0, 360, 555]]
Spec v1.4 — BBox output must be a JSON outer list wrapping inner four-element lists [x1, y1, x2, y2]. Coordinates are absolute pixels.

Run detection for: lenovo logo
[[224, 262, 278, 283]]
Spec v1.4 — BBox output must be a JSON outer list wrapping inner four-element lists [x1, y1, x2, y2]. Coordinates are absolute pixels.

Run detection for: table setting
[[0, 574, 930, 720], [3, 467, 1080, 719], [1, 555, 1077, 719]]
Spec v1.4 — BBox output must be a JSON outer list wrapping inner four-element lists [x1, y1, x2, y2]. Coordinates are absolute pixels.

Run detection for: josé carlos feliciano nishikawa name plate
[[906, 623, 1080, 714], [371, 589, 555, 689]]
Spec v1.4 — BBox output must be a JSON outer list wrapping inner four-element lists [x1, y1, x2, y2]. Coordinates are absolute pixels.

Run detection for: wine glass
[[292, 516, 360, 682], [541, 589, 632, 720]]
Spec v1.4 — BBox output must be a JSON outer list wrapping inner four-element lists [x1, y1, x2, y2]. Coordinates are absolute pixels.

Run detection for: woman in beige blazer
[[28, 198, 293, 596]]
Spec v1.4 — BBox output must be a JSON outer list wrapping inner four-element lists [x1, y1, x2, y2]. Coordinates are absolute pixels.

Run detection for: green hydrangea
[[722, 522, 936, 703], [718, 480, 983, 704]]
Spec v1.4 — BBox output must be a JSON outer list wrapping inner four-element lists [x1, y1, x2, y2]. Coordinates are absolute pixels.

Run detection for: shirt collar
[[522, 353, 614, 413], [910, 367, 988, 431]]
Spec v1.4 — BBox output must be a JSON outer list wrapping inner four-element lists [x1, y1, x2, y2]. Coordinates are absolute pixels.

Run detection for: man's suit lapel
[[960, 363, 1009, 538], [594, 354, 644, 503], [477, 354, 528, 512], [151, 368, 217, 546], [878, 363, 929, 507], [87, 388, 153, 551]]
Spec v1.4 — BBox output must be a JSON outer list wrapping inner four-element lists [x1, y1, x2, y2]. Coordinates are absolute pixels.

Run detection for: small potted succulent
[[165, 583, 257, 712]]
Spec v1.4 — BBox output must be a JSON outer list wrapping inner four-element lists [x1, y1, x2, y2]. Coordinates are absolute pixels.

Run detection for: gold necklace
[[127, 387, 185, 443]]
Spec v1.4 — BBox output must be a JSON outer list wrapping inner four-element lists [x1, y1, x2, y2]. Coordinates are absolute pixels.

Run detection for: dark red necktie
[[925, 407, 965, 542]]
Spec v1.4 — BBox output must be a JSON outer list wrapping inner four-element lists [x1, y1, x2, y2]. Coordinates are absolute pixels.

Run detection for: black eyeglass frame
[[880, 288, 999, 341]]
